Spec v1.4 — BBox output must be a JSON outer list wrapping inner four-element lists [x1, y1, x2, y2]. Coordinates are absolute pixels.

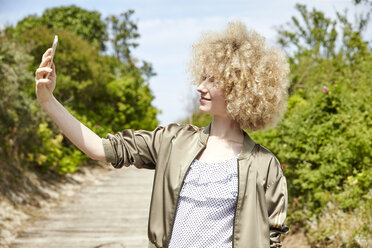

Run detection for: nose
[[197, 78, 208, 94]]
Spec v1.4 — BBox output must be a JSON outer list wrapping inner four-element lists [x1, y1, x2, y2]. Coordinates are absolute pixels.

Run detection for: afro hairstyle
[[188, 20, 290, 131]]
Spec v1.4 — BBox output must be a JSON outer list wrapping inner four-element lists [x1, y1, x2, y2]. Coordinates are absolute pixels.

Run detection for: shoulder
[[252, 143, 284, 187], [165, 122, 201, 131], [159, 122, 202, 135], [254, 143, 280, 164], [134, 123, 200, 134], [144, 123, 202, 141]]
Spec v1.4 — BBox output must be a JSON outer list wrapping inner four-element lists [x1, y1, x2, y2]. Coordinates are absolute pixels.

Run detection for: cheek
[[212, 94, 227, 111], [210, 87, 223, 97], [212, 89, 225, 102], [218, 98, 227, 112]]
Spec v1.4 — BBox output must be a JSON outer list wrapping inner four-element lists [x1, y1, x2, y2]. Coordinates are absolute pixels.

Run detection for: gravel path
[[10, 166, 154, 248]]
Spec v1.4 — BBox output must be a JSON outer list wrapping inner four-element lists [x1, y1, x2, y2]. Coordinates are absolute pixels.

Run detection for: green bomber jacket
[[101, 122, 289, 248]]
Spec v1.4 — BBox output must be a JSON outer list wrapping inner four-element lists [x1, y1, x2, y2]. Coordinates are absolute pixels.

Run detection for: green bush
[[9, 25, 159, 134], [1, 6, 159, 175], [10, 5, 107, 50], [26, 122, 85, 174], [0, 37, 40, 161], [250, 4, 372, 246]]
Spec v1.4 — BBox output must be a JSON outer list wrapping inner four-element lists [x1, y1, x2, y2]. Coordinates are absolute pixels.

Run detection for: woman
[[35, 21, 289, 248]]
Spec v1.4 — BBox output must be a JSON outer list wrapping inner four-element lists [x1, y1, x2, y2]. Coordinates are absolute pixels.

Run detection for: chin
[[199, 107, 211, 114]]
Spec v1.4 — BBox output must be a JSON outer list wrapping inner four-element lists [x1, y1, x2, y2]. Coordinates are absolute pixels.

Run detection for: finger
[[42, 48, 52, 60], [35, 67, 52, 80], [39, 55, 52, 68], [36, 78, 51, 84], [36, 78, 51, 87], [35, 67, 52, 79]]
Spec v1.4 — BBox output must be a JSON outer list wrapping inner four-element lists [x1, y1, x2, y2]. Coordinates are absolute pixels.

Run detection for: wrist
[[38, 94, 56, 107]]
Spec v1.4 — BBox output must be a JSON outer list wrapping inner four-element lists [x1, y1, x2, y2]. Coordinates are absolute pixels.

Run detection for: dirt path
[[10, 166, 154, 248], [9, 165, 309, 248]]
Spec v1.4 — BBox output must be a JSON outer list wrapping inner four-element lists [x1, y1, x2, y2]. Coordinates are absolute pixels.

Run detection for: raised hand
[[35, 48, 57, 103]]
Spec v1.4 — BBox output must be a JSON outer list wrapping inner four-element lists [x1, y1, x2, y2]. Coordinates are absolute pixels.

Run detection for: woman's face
[[197, 76, 228, 117]]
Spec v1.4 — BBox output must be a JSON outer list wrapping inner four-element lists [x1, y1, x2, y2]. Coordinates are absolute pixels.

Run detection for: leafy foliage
[[106, 10, 139, 64], [14, 27, 158, 131], [0, 36, 37, 160], [29, 122, 85, 174], [250, 4, 371, 247], [1, 6, 159, 174], [105, 10, 156, 80], [9, 5, 107, 50]]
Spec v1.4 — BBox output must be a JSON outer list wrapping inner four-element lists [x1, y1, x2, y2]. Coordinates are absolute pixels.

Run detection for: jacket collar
[[199, 122, 256, 160]]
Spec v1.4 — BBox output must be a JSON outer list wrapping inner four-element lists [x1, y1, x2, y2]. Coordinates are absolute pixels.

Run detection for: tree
[[105, 10, 156, 80], [252, 3, 372, 247], [1, 6, 160, 174], [276, 3, 370, 94], [14, 26, 159, 132], [277, 4, 338, 60], [106, 10, 139, 64], [8, 5, 108, 50], [0, 34, 86, 175], [277, 3, 370, 59], [7, 7, 157, 82], [0, 36, 36, 159]]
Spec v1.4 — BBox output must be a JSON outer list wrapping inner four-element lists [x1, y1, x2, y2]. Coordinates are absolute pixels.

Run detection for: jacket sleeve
[[265, 156, 289, 248], [101, 125, 166, 169]]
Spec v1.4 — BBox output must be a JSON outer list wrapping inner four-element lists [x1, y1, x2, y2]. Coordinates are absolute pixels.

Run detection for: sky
[[0, 0, 370, 126]]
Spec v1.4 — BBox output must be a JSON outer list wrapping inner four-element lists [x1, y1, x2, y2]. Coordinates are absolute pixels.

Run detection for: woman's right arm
[[35, 48, 106, 162]]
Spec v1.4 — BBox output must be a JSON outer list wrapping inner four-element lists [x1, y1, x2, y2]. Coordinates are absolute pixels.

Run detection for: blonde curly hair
[[188, 21, 290, 131]]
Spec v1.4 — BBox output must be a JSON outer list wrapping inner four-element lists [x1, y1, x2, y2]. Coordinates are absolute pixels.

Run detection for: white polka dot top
[[168, 154, 239, 248]]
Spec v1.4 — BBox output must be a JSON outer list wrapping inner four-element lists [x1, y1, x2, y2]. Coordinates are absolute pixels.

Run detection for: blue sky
[[1, 0, 370, 126]]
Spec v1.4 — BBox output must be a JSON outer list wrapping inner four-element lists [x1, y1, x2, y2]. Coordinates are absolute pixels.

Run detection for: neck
[[209, 115, 244, 143]]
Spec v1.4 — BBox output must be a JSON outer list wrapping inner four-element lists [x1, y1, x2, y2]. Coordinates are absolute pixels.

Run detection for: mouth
[[201, 96, 211, 101]]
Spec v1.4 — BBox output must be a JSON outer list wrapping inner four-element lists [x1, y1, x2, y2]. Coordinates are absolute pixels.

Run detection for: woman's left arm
[[265, 157, 289, 248]]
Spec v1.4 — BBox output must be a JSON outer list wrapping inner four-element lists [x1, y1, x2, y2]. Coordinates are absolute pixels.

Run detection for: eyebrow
[[205, 75, 215, 83]]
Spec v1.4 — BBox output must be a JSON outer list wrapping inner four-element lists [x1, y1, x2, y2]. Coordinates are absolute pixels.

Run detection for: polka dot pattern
[[168, 155, 239, 248]]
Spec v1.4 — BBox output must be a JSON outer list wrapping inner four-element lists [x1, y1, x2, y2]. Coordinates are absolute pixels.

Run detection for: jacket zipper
[[166, 144, 206, 247], [232, 158, 240, 248]]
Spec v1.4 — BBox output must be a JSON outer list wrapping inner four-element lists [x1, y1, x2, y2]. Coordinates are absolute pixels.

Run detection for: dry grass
[[282, 227, 311, 248], [307, 200, 372, 248]]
